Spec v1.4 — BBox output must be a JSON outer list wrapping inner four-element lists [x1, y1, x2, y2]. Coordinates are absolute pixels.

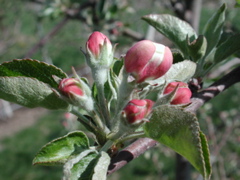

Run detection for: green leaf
[[66, 151, 98, 180], [164, 60, 196, 82], [199, 131, 211, 177], [214, 33, 240, 64], [216, 31, 234, 47], [113, 58, 123, 76], [187, 35, 207, 62], [142, 14, 197, 57], [155, 86, 178, 106], [33, 131, 89, 165], [0, 76, 68, 109], [172, 49, 185, 64], [144, 105, 211, 179], [105, 69, 119, 102], [92, 151, 110, 180], [235, 0, 240, 8], [202, 3, 226, 56], [0, 59, 67, 88], [65, 151, 110, 180]]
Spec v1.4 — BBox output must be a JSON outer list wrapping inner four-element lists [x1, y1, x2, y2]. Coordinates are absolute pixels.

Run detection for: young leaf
[[214, 33, 240, 64], [113, 58, 123, 76], [187, 35, 207, 62], [216, 31, 234, 47], [199, 131, 211, 177], [33, 131, 89, 165], [172, 49, 185, 63], [144, 105, 211, 179], [64, 151, 110, 180], [164, 60, 196, 82], [63, 149, 98, 180], [142, 14, 197, 57], [92, 151, 111, 180], [0, 76, 68, 109], [0, 59, 67, 88], [202, 3, 226, 56]]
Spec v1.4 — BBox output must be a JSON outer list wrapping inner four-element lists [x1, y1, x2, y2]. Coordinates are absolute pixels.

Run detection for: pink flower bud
[[163, 82, 192, 105], [122, 99, 154, 125], [59, 78, 84, 97], [86, 31, 112, 59], [58, 78, 94, 111], [124, 40, 173, 83]]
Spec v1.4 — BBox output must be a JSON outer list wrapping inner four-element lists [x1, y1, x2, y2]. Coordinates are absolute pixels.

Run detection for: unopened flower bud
[[122, 99, 154, 125], [59, 78, 84, 97], [124, 40, 173, 83], [86, 31, 113, 66], [86, 31, 113, 86], [163, 82, 192, 105], [59, 78, 94, 111]]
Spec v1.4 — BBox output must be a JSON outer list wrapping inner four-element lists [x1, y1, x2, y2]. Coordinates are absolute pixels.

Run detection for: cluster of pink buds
[[163, 82, 192, 105], [58, 31, 193, 128], [122, 99, 154, 125], [124, 40, 173, 83]]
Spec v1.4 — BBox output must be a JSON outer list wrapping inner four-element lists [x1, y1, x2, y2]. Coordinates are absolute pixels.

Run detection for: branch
[[24, 1, 94, 58], [108, 65, 240, 175], [187, 65, 240, 112], [24, 17, 69, 58], [107, 138, 157, 175]]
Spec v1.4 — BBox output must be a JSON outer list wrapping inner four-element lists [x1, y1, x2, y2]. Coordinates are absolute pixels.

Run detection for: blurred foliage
[[0, 0, 172, 73], [198, 83, 240, 179], [0, 111, 66, 180]]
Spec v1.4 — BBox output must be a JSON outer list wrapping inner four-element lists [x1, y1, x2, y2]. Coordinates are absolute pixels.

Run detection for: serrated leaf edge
[[33, 131, 89, 165], [1, 58, 67, 77]]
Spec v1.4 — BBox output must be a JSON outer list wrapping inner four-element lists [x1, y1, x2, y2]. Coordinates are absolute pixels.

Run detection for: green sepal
[[0, 59, 67, 88], [144, 105, 211, 179], [155, 85, 178, 107], [142, 14, 197, 58], [0, 76, 68, 109], [33, 131, 89, 165], [112, 57, 124, 76]]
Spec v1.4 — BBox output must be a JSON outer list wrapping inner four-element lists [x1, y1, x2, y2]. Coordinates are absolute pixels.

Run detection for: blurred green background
[[0, 0, 240, 179]]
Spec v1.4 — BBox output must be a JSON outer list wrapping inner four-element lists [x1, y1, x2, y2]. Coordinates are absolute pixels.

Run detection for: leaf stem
[[70, 107, 101, 132], [97, 82, 111, 125], [100, 140, 114, 152]]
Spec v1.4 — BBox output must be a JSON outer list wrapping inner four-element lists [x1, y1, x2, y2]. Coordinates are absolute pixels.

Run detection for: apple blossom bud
[[59, 78, 84, 97], [163, 82, 192, 105], [86, 31, 113, 66], [59, 78, 94, 111], [85, 31, 113, 86], [122, 99, 154, 125], [124, 40, 173, 83]]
